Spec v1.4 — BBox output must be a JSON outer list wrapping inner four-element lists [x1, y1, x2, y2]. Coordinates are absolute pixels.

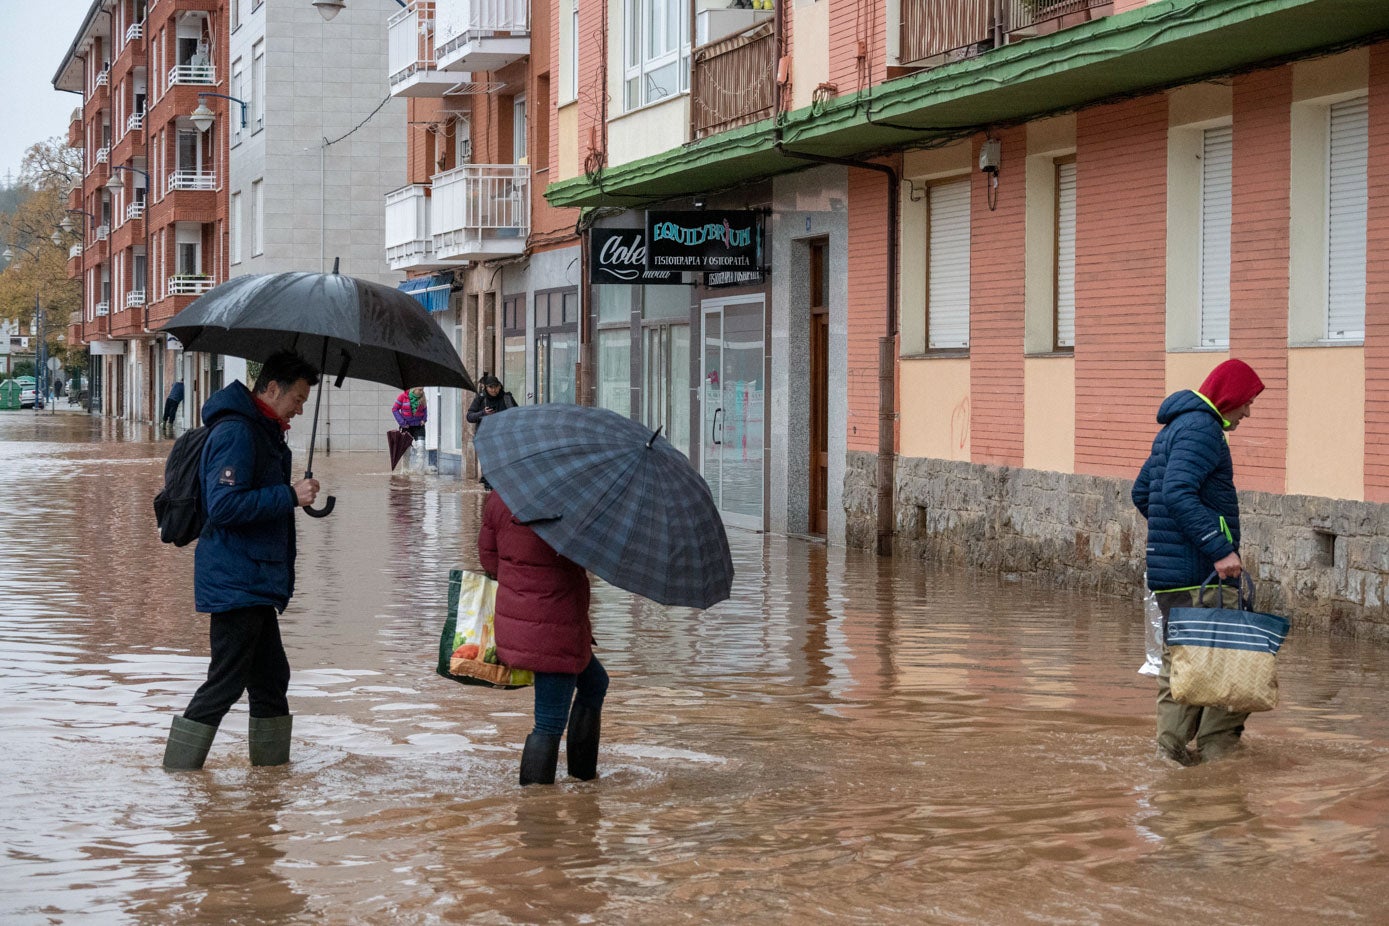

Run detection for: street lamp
[[190, 93, 248, 133], [104, 163, 150, 193], [313, 0, 345, 20]]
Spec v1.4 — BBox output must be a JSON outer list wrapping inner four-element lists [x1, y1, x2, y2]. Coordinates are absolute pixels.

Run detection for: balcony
[[691, 21, 775, 140], [434, 0, 529, 72], [94, 301, 110, 317], [168, 275, 214, 296], [899, 0, 1111, 68], [167, 170, 216, 193], [126, 201, 146, 222], [169, 64, 216, 86], [388, 1, 461, 97], [125, 22, 143, 43], [430, 164, 528, 261], [95, 224, 110, 241], [95, 147, 110, 164], [69, 244, 84, 260], [386, 184, 469, 270], [95, 69, 109, 88], [127, 112, 144, 133], [126, 290, 146, 308]]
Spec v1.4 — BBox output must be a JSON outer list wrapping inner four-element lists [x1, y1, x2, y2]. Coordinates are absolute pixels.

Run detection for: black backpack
[[153, 419, 227, 546]]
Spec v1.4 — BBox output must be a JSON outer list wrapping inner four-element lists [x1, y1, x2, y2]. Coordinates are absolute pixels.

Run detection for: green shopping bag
[[436, 569, 534, 689]]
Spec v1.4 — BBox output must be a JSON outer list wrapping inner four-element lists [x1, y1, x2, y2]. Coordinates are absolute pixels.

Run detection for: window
[[1326, 96, 1367, 341], [1198, 125, 1233, 348], [623, 0, 690, 110], [927, 179, 970, 349], [230, 192, 242, 264], [230, 0, 240, 31], [454, 116, 471, 166], [177, 129, 200, 171], [503, 295, 527, 400], [252, 40, 265, 131], [230, 60, 243, 141], [565, 0, 579, 103], [512, 95, 528, 164], [535, 289, 579, 404], [1054, 158, 1076, 350], [251, 179, 263, 255], [595, 285, 634, 417], [133, 253, 147, 291], [177, 241, 199, 276]]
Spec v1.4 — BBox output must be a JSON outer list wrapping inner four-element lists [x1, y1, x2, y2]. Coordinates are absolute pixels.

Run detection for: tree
[[0, 138, 82, 339]]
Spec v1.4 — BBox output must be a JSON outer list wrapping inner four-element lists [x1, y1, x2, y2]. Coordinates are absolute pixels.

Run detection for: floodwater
[[2, 409, 1389, 926]]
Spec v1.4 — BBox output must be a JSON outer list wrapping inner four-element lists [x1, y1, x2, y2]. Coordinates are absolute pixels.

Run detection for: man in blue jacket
[[162, 351, 321, 770], [1133, 358, 1265, 766]]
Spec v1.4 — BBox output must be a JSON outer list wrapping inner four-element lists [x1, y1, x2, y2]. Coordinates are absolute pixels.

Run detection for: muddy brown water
[[2, 410, 1387, 924]]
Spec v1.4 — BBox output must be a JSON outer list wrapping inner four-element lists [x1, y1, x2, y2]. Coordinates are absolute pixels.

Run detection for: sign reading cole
[[589, 228, 683, 285], [644, 210, 762, 272]]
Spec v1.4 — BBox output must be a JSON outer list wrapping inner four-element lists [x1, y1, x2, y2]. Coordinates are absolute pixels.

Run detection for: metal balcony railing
[[94, 301, 110, 316], [389, 1, 441, 87], [434, 0, 529, 71], [95, 70, 109, 88], [430, 164, 529, 257], [168, 275, 215, 296], [125, 22, 143, 43], [899, 0, 1110, 68], [167, 170, 216, 193], [126, 290, 146, 308], [69, 244, 84, 259], [127, 112, 144, 133], [126, 201, 145, 221], [691, 21, 775, 139], [95, 225, 110, 241], [95, 147, 110, 164], [385, 184, 439, 265], [169, 64, 216, 86]]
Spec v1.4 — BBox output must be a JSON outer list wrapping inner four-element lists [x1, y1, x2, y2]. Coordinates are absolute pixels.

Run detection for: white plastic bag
[[1138, 573, 1162, 677]]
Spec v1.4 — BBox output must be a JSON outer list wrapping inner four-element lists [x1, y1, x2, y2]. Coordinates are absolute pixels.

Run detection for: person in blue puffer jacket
[[161, 351, 322, 772], [1133, 358, 1265, 766]]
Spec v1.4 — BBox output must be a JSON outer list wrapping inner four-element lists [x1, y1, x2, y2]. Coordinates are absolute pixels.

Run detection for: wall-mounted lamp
[[104, 163, 150, 192], [191, 93, 249, 133], [313, 0, 346, 20]]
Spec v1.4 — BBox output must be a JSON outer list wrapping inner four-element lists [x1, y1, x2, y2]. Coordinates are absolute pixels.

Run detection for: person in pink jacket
[[392, 387, 427, 440], [479, 490, 607, 785]]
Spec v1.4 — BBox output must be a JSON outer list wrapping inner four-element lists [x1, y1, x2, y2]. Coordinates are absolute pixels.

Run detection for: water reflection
[[2, 411, 1389, 923]]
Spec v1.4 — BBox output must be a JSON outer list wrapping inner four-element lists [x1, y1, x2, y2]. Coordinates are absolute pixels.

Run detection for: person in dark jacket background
[[161, 351, 322, 771], [161, 379, 185, 435], [1133, 357, 1265, 766], [479, 490, 607, 785], [467, 373, 517, 490]]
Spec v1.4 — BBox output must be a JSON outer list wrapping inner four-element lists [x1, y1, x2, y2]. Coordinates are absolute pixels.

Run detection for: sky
[[0, 0, 97, 186]]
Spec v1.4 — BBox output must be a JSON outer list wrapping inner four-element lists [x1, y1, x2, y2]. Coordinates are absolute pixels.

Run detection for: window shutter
[[1055, 161, 1076, 349], [1198, 125, 1233, 348], [928, 179, 971, 349], [1327, 96, 1368, 341]]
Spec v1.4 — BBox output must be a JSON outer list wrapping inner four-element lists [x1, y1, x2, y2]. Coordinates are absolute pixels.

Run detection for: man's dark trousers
[[162, 397, 181, 425], [183, 605, 290, 726]]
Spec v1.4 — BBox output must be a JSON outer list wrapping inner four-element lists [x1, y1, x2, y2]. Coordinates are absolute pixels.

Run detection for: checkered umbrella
[[474, 404, 734, 609]]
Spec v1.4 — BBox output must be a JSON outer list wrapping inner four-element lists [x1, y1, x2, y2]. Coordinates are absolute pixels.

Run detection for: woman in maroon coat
[[479, 490, 608, 784]]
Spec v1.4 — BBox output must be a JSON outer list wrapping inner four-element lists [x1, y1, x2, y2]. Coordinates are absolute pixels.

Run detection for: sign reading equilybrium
[[589, 228, 686, 285], [645, 210, 763, 271]]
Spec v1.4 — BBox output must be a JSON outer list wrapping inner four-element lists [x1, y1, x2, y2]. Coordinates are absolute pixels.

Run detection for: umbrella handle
[[304, 496, 336, 518]]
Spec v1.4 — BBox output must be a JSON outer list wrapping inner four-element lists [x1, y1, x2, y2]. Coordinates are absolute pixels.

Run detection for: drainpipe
[[774, 142, 898, 556]]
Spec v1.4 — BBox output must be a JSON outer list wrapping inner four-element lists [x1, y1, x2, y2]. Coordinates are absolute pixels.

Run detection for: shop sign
[[705, 269, 765, 288], [644, 210, 762, 271], [589, 228, 684, 285]]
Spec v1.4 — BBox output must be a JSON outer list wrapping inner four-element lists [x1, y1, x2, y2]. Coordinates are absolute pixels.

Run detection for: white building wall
[[229, 0, 409, 455]]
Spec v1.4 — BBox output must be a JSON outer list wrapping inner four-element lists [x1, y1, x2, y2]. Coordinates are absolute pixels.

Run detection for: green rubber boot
[[248, 715, 293, 767], [162, 715, 218, 770]]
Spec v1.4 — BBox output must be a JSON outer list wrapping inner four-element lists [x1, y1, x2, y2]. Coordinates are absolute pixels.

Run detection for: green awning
[[547, 0, 1389, 208]]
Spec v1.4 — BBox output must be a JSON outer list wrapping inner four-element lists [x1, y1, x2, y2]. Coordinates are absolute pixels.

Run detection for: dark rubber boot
[[163, 715, 218, 770], [519, 733, 560, 786], [566, 704, 601, 781], [248, 715, 293, 767]]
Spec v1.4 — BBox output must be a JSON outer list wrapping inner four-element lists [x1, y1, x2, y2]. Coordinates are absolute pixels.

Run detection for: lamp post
[[190, 93, 249, 133]]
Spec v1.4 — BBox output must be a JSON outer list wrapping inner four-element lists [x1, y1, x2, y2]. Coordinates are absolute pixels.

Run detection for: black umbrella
[[387, 428, 414, 470], [474, 404, 734, 609], [161, 266, 472, 516]]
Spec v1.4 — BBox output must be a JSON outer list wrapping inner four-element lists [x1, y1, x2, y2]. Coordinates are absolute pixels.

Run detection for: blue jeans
[[532, 656, 609, 736]]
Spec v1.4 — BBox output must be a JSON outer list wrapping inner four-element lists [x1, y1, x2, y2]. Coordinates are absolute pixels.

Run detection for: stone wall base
[[843, 452, 1389, 641]]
